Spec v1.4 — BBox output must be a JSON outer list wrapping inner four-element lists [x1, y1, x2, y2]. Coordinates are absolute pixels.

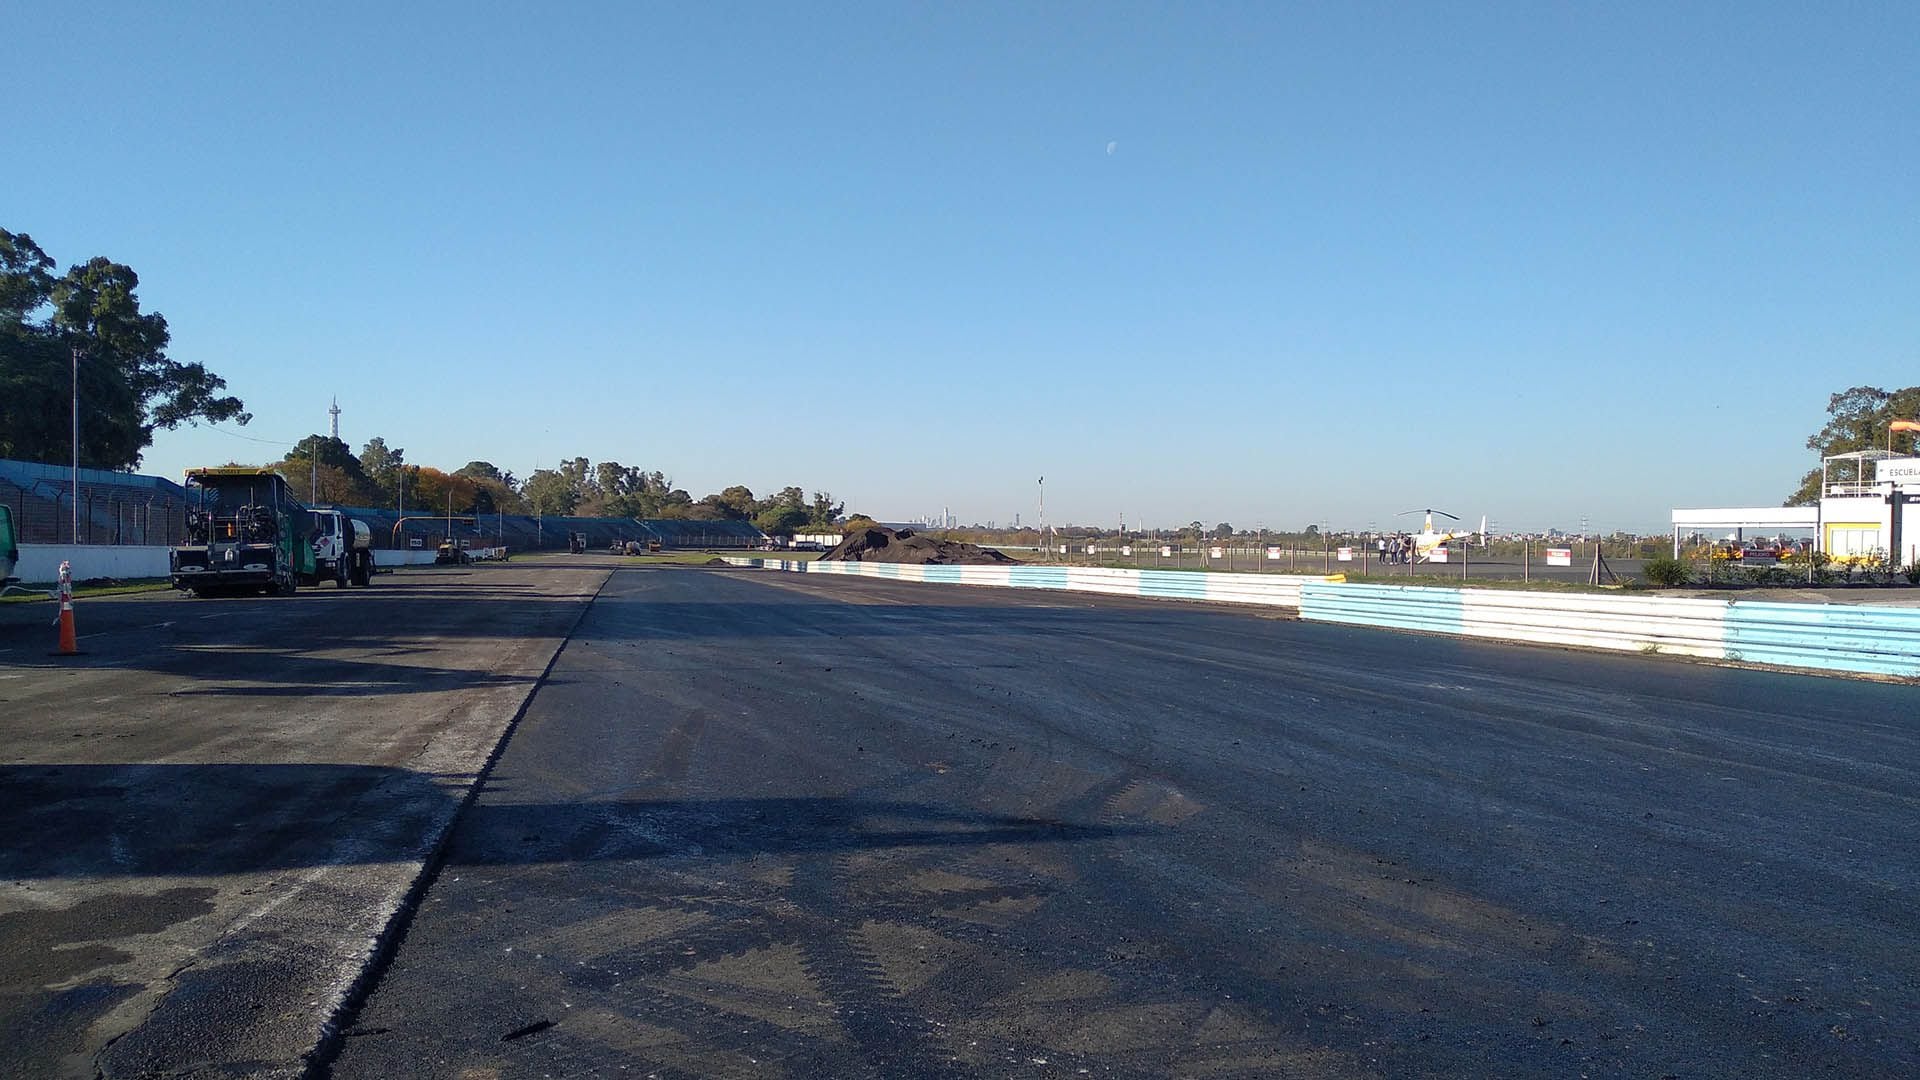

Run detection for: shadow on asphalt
[[0, 766, 1137, 881], [449, 795, 1141, 865]]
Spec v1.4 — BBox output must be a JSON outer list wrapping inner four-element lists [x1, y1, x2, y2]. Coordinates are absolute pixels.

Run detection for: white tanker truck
[[309, 507, 376, 587]]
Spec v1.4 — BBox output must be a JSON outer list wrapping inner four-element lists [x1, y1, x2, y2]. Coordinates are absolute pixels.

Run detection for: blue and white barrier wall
[[1297, 582, 1920, 678], [1297, 583, 1730, 659], [726, 559, 1328, 609], [730, 559, 1920, 678]]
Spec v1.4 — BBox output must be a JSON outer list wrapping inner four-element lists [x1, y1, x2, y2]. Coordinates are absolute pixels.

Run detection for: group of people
[[1375, 535, 1422, 565]]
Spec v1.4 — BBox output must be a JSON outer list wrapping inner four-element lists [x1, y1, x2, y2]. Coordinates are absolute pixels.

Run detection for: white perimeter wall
[[15, 544, 442, 583]]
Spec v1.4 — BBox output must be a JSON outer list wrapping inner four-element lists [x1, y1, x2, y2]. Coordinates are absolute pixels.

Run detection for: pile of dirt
[[818, 527, 1018, 566]]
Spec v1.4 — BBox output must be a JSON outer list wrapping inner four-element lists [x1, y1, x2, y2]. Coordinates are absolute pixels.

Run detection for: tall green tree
[[0, 229, 248, 467], [754, 504, 810, 535], [523, 468, 580, 515], [358, 437, 406, 505], [715, 485, 757, 519], [1786, 385, 1920, 505], [808, 491, 843, 527], [278, 434, 379, 504]]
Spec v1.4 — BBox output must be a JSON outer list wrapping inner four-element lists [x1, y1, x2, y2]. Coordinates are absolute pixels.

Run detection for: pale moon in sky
[[1105, 141, 1118, 155]]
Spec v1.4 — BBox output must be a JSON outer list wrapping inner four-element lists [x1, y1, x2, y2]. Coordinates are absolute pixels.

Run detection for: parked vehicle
[[309, 507, 376, 586], [171, 469, 317, 596], [0, 505, 17, 585]]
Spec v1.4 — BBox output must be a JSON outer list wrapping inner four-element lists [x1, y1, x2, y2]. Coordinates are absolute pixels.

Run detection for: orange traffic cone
[[56, 598, 77, 654], [52, 560, 79, 656]]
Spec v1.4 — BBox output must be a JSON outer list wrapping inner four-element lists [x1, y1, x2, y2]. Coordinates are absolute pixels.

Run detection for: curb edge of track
[[300, 566, 619, 1078]]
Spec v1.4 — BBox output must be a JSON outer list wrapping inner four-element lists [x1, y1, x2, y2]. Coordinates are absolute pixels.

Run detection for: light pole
[[70, 344, 80, 544], [1038, 475, 1045, 560]]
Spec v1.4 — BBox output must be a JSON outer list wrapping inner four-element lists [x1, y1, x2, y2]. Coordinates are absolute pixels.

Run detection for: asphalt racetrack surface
[[0, 561, 606, 1078], [319, 565, 1917, 1078]]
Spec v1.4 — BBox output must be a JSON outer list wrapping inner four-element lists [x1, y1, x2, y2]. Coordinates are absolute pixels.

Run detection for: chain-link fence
[[1, 477, 191, 546]]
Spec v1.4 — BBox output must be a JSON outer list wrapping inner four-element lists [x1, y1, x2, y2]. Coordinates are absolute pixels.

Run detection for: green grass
[[1, 578, 174, 603]]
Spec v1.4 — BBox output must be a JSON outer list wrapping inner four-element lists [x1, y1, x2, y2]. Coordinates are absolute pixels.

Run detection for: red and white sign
[[1265, 546, 1282, 560], [1427, 548, 1449, 563], [1546, 547, 1573, 567], [1160, 545, 1172, 557], [1209, 546, 1225, 559], [1336, 546, 1353, 562]]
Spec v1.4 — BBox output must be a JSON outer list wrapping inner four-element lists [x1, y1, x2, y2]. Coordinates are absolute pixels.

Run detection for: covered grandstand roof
[[636, 519, 767, 545], [0, 458, 187, 497]]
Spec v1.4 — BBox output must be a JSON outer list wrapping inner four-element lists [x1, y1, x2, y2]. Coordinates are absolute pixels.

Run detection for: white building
[[1672, 449, 1920, 565]]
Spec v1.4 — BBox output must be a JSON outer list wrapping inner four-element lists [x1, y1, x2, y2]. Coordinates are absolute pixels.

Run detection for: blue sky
[[11, 3, 1915, 532]]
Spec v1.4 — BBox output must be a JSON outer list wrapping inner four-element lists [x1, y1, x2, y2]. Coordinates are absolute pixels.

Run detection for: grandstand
[[334, 512, 764, 552], [2, 458, 769, 552], [0, 459, 193, 545]]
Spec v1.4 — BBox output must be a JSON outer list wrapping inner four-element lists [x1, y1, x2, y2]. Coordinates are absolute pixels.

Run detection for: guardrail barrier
[[728, 559, 1919, 678]]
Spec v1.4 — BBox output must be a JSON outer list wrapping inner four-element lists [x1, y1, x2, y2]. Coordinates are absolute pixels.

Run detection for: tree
[[278, 434, 380, 504], [1786, 385, 1920, 505], [0, 230, 248, 468], [754, 504, 810, 536], [523, 468, 580, 516], [360, 437, 405, 503], [408, 467, 478, 519], [808, 491, 844, 527], [269, 460, 362, 505], [595, 461, 647, 498], [457, 460, 515, 487], [715, 485, 757, 519], [557, 457, 594, 496], [1212, 522, 1233, 539]]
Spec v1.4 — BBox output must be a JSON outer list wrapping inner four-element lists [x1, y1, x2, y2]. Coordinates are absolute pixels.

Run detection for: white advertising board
[[1880, 458, 1920, 482]]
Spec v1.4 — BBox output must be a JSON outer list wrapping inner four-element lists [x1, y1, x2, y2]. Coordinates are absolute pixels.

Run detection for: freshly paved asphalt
[[325, 566, 1918, 1078], [0, 560, 608, 1078]]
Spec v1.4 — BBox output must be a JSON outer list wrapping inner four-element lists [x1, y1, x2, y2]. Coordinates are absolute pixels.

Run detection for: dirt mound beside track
[[819, 527, 1018, 565]]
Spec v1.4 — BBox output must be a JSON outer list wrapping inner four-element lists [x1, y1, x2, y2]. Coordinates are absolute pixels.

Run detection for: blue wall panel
[[1725, 601, 1920, 677], [1138, 570, 1210, 601], [1008, 566, 1070, 590], [1299, 582, 1465, 635]]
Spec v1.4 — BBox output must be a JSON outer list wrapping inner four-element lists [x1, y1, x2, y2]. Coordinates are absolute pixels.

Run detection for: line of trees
[[257, 437, 849, 534]]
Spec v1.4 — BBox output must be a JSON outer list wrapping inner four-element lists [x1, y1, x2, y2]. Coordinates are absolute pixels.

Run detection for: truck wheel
[[353, 557, 372, 586]]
